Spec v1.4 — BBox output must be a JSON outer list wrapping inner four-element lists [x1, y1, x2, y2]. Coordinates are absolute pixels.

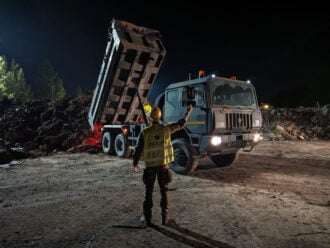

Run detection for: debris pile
[[0, 94, 96, 163], [261, 106, 330, 141], [0, 95, 329, 163]]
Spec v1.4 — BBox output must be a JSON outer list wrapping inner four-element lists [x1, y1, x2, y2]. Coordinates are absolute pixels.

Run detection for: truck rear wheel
[[102, 131, 114, 155], [114, 133, 131, 158], [170, 138, 198, 175], [210, 153, 238, 167]]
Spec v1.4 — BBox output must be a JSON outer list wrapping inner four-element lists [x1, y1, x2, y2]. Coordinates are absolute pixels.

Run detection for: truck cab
[[155, 75, 263, 174]]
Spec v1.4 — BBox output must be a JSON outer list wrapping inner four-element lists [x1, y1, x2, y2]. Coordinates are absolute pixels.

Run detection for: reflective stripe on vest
[[143, 124, 174, 167]]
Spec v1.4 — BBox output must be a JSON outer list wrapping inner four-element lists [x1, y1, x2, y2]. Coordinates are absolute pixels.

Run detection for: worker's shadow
[[150, 222, 235, 248], [112, 220, 235, 247]]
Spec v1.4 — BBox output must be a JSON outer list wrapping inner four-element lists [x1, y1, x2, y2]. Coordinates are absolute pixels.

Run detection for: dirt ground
[[1, 140, 329, 248]]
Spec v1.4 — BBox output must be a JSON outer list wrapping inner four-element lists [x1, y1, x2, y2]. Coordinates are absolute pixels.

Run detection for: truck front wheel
[[102, 131, 114, 155], [210, 153, 238, 167], [170, 139, 198, 175], [114, 133, 131, 158]]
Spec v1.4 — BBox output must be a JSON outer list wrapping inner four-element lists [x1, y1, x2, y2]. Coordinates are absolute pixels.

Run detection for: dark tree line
[[0, 55, 66, 102]]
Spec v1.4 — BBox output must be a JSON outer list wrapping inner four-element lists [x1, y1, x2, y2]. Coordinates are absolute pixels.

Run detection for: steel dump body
[[88, 19, 166, 129]]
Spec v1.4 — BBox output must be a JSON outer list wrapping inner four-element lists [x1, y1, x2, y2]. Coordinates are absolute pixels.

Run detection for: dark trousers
[[142, 165, 172, 223]]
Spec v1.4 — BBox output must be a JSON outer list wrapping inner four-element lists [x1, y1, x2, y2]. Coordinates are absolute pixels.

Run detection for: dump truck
[[88, 18, 263, 175]]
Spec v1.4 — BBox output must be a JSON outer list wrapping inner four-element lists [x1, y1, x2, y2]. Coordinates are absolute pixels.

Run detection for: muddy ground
[[1, 140, 329, 248]]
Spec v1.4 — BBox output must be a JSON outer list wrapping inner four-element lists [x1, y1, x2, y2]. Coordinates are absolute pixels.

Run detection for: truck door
[[164, 85, 207, 134], [164, 89, 182, 123], [185, 85, 207, 134]]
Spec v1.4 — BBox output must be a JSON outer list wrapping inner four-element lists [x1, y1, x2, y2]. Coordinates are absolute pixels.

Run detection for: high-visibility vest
[[142, 124, 174, 167]]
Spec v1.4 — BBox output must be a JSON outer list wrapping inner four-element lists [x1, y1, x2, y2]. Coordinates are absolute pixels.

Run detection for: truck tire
[[114, 133, 131, 158], [210, 153, 238, 167], [102, 131, 114, 155], [169, 138, 198, 175]]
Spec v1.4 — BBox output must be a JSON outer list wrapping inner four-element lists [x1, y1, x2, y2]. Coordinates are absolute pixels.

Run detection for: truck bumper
[[198, 133, 263, 155]]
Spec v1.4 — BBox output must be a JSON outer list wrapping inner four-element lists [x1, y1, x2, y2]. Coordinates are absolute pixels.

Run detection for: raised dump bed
[[88, 18, 166, 129]]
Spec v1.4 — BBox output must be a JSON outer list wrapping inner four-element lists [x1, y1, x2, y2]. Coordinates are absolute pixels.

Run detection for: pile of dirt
[[261, 106, 330, 140], [0, 94, 96, 163], [0, 95, 329, 163]]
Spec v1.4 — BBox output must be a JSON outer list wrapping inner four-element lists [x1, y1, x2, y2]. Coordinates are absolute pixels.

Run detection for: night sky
[[0, 1, 329, 106]]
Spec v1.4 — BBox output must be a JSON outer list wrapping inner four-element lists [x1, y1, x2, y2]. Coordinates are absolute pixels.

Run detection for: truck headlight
[[211, 136, 222, 146], [253, 133, 263, 142]]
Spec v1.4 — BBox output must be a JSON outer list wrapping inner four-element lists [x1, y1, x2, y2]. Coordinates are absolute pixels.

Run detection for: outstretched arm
[[184, 104, 193, 121], [168, 104, 194, 134]]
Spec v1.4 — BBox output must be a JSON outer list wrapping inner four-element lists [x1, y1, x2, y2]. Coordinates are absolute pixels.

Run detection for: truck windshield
[[210, 79, 257, 107]]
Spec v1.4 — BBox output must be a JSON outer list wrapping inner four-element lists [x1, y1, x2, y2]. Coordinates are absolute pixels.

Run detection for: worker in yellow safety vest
[[133, 104, 193, 226]]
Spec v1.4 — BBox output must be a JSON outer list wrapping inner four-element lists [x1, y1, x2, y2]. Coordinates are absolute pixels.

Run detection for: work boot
[[162, 215, 176, 226], [140, 215, 153, 227]]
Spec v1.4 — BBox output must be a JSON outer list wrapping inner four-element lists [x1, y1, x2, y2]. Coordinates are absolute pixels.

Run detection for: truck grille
[[226, 113, 252, 130]]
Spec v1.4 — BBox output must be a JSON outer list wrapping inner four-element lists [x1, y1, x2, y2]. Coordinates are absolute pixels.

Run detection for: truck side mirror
[[187, 100, 197, 107], [187, 86, 195, 99]]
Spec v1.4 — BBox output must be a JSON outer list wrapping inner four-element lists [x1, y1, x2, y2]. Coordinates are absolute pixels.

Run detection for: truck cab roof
[[165, 75, 255, 90]]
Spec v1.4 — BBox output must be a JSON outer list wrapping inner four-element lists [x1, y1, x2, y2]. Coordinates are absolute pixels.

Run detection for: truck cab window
[[167, 89, 180, 108], [194, 86, 205, 107], [211, 81, 256, 107], [164, 89, 182, 123]]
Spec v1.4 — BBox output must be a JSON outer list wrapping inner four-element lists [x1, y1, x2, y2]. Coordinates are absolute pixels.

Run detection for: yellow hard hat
[[150, 106, 162, 120], [144, 103, 152, 113]]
